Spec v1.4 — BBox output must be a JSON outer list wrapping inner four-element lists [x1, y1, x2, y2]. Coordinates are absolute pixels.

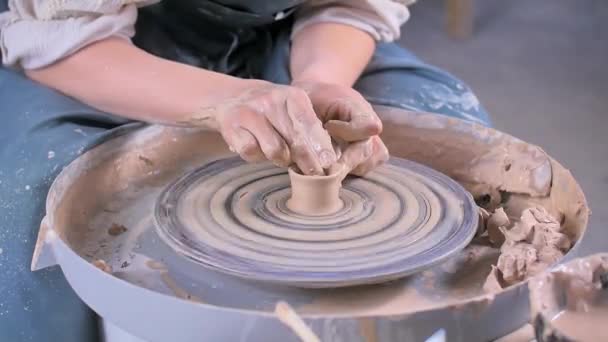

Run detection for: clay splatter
[[108, 223, 128, 236], [92, 259, 112, 273], [138, 155, 154, 166]]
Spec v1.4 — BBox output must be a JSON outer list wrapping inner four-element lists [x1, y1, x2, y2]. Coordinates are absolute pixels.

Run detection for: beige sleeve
[[0, 0, 158, 69], [292, 0, 413, 42]]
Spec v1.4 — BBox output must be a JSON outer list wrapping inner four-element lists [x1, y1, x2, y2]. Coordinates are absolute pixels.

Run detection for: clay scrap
[[487, 207, 509, 246], [92, 259, 113, 274], [479, 206, 573, 289], [108, 223, 128, 236], [482, 265, 506, 293]]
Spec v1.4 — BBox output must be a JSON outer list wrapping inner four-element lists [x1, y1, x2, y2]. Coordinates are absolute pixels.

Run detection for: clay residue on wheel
[[379, 108, 589, 294], [380, 111, 554, 199]]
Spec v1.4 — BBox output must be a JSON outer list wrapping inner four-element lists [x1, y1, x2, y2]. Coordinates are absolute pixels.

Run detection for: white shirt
[[0, 0, 413, 70]]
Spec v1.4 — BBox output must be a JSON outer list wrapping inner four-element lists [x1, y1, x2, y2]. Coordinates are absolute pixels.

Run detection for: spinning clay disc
[[154, 156, 478, 288]]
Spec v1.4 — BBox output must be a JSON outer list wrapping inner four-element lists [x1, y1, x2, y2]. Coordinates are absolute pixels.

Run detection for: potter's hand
[[210, 81, 337, 175], [335, 136, 389, 176], [292, 81, 382, 141], [292, 81, 388, 175]]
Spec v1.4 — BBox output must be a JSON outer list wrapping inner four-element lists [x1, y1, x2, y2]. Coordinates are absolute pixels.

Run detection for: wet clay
[[286, 166, 345, 216], [482, 265, 505, 293], [529, 254, 608, 341], [486, 207, 509, 246], [529, 254, 608, 314], [476, 207, 490, 237], [379, 107, 588, 239], [551, 305, 608, 341], [498, 207, 570, 285]]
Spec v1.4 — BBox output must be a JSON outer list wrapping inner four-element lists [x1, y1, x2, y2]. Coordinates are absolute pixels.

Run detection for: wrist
[[291, 67, 353, 88], [290, 23, 375, 88], [183, 77, 269, 128]]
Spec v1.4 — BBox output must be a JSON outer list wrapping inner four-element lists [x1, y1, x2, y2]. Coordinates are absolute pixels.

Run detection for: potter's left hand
[[292, 81, 389, 175]]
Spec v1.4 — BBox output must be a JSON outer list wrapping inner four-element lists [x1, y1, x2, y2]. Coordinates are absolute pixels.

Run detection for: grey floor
[[400, 0, 608, 256]]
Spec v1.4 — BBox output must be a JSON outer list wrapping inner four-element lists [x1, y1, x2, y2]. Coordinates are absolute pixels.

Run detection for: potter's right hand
[[333, 136, 389, 177], [205, 82, 337, 175]]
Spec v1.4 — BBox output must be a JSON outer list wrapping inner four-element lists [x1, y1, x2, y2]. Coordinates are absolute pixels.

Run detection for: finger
[[222, 127, 265, 162], [290, 135, 325, 175], [325, 120, 359, 141], [352, 138, 388, 176], [332, 138, 343, 162], [283, 88, 336, 174], [324, 102, 382, 142], [297, 83, 382, 141], [374, 137, 389, 164], [240, 114, 291, 167], [351, 137, 389, 176], [338, 139, 373, 173]]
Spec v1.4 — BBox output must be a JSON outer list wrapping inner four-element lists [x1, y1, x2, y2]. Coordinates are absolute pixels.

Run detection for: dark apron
[[133, 0, 304, 79]]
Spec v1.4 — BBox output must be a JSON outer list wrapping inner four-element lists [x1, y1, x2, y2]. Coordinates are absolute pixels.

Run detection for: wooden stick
[[446, 0, 474, 39], [274, 301, 321, 342]]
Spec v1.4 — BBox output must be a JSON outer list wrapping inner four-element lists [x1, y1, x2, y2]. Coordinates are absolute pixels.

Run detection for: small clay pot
[[286, 166, 346, 216]]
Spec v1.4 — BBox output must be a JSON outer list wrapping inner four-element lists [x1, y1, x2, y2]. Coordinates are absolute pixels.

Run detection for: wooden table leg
[[446, 0, 474, 39]]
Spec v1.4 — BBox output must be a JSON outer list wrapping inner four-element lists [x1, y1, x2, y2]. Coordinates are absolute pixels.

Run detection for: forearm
[[26, 38, 255, 127], [290, 23, 375, 87]]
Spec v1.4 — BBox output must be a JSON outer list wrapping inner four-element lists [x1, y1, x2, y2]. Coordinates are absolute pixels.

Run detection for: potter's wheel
[[33, 106, 590, 342], [154, 156, 478, 287]]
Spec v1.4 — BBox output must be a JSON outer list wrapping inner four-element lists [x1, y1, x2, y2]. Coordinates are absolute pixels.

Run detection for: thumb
[[336, 139, 373, 173], [324, 114, 382, 142]]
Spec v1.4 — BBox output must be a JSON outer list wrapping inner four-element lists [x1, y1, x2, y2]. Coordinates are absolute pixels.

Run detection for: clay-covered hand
[[333, 136, 389, 176], [292, 81, 382, 141], [200, 81, 337, 175], [292, 81, 389, 175]]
